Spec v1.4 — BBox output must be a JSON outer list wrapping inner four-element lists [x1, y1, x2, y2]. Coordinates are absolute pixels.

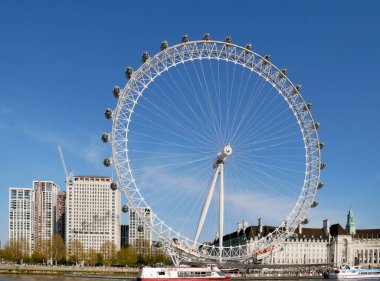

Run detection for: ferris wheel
[[101, 34, 325, 264]]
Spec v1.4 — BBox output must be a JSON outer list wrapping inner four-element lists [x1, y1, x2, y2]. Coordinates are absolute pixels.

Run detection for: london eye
[[102, 34, 324, 264]]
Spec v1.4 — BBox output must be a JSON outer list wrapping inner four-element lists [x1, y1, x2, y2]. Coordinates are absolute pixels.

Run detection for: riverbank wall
[[0, 264, 138, 276]]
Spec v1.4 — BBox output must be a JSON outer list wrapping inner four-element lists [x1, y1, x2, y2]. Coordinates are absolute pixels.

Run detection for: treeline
[[0, 234, 171, 266]]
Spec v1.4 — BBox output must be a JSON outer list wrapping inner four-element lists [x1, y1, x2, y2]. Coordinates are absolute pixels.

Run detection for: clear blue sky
[[1, 0, 380, 246]]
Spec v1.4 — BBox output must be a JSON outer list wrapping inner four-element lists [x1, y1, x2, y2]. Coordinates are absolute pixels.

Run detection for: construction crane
[[58, 144, 73, 182]]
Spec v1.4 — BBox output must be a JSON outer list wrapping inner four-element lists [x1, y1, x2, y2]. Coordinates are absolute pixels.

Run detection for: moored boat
[[324, 264, 380, 279], [137, 264, 230, 281]]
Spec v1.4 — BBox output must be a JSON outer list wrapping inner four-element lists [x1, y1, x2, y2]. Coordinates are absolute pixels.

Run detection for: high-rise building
[[57, 191, 66, 241], [33, 181, 60, 244], [129, 207, 152, 257], [121, 224, 129, 248], [65, 176, 121, 254], [8, 187, 34, 255]]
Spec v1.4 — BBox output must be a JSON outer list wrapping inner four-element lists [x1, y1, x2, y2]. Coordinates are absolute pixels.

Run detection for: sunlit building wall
[[65, 176, 121, 253], [8, 187, 34, 255]]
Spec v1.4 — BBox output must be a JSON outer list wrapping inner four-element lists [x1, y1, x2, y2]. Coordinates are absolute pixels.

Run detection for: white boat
[[325, 264, 380, 279], [137, 264, 230, 281]]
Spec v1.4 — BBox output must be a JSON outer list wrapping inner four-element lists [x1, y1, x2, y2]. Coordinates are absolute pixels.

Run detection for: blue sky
[[1, 0, 380, 246]]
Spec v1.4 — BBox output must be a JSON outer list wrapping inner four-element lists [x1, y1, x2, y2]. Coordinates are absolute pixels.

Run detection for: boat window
[[158, 272, 165, 275]]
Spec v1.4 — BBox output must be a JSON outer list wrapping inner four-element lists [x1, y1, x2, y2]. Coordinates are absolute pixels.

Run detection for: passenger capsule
[[224, 36, 232, 43], [311, 201, 319, 208], [137, 225, 144, 232], [317, 182, 324, 189], [103, 158, 111, 167], [314, 122, 320, 130], [203, 33, 211, 41], [104, 108, 113, 120], [160, 41, 168, 51], [101, 133, 109, 143], [279, 69, 287, 78], [125, 67, 133, 80], [142, 51, 150, 63], [110, 182, 117, 191], [262, 55, 270, 65], [301, 218, 309, 225], [293, 85, 302, 94], [303, 103, 312, 111], [244, 44, 252, 55], [317, 142, 325, 150], [122, 205, 129, 213], [319, 163, 326, 170], [113, 86, 121, 99], [182, 34, 189, 43]]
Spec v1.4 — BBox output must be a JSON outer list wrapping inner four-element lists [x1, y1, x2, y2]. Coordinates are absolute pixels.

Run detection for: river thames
[[0, 275, 326, 281]]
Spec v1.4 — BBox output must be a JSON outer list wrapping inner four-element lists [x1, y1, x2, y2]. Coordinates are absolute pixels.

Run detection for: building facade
[[217, 210, 380, 267], [65, 176, 121, 254], [33, 180, 60, 244], [8, 187, 34, 255], [121, 224, 129, 248], [57, 191, 66, 241], [129, 207, 152, 257]]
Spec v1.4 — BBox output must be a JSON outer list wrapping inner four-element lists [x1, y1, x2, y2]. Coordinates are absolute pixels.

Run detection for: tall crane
[[58, 144, 73, 182]]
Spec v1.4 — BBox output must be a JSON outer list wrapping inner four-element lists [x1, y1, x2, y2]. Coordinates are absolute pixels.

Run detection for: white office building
[[8, 187, 34, 255], [217, 210, 380, 267], [65, 176, 121, 253], [129, 207, 152, 256]]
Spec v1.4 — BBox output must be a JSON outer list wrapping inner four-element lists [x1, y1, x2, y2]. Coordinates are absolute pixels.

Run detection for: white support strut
[[193, 145, 232, 249], [193, 165, 220, 247], [219, 163, 224, 256]]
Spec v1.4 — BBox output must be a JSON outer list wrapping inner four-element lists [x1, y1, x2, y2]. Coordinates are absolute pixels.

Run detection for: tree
[[31, 250, 44, 264], [68, 239, 84, 265], [51, 234, 66, 265], [152, 249, 172, 265], [85, 248, 98, 266], [3, 239, 30, 263], [134, 239, 151, 262], [34, 239, 52, 264], [100, 241, 117, 266], [116, 246, 138, 266]]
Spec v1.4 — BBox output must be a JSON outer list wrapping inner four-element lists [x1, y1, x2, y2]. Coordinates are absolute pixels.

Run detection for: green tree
[[85, 248, 98, 266], [31, 250, 44, 264], [100, 241, 117, 266], [134, 239, 151, 262], [152, 249, 172, 265], [3, 239, 29, 263], [117, 246, 138, 266], [96, 253, 104, 266], [68, 239, 84, 264], [51, 234, 66, 265], [34, 239, 52, 264]]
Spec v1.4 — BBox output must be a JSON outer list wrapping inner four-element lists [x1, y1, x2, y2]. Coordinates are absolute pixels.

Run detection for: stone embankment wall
[[0, 264, 139, 276]]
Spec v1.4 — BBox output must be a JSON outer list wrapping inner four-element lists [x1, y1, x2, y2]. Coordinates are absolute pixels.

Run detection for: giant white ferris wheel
[[101, 34, 325, 265]]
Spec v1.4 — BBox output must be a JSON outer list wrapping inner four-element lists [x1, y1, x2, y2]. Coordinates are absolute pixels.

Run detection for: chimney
[[242, 220, 248, 231], [323, 219, 330, 236], [258, 218, 263, 233], [298, 224, 302, 234], [237, 222, 242, 233]]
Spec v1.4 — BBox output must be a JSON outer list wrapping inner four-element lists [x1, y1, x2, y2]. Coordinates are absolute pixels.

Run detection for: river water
[[0, 275, 324, 281]]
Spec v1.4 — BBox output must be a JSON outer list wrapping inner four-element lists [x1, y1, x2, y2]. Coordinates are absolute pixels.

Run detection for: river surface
[[0, 275, 325, 281]]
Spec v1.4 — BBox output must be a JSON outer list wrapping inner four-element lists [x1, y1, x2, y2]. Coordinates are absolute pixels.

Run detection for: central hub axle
[[213, 145, 233, 168]]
